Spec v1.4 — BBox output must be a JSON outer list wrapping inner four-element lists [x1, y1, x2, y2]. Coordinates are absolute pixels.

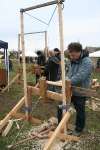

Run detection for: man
[[67, 42, 92, 136], [44, 48, 61, 91]]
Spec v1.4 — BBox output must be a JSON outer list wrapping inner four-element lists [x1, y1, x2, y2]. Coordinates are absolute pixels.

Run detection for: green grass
[[0, 121, 33, 150]]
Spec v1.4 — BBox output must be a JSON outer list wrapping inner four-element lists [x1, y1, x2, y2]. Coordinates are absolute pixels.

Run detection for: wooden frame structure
[[18, 30, 48, 63], [0, 1, 99, 149], [20, 0, 66, 121], [0, 0, 80, 149]]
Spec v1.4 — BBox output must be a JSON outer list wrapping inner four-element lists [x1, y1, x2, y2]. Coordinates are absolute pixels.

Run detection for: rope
[[46, 6, 57, 30], [25, 5, 57, 30], [25, 12, 48, 25]]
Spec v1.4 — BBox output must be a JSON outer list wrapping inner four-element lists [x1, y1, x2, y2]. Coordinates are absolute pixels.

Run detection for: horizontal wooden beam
[[19, 31, 46, 36], [0, 97, 25, 132], [47, 80, 99, 98], [12, 112, 41, 124], [47, 81, 62, 87], [72, 86, 98, 97], [47, 90, 62, 101], [27, 86, 62, 101], [20, 0, 64, 12]]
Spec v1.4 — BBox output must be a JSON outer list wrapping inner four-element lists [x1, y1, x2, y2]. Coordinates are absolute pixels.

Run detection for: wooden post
[[39, 77, 47, 102], [57, 0, 66, 134], [20, 11, 29, 120], [43, 107, 75, 150], [57, 0, 66, 114], [27, 87, 32, 121], [44, 31, 48, 61], [65, 80, 72, 103], [18, 34, 21, 64], [65, 80, 72, 131]]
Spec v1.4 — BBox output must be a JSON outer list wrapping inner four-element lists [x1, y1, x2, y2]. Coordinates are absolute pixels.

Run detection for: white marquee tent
[[89, 50, 100, 57], [20, 51, 37, 57]]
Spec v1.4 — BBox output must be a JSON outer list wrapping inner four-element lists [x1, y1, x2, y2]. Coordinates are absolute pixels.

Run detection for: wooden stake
[[1, 74, 20, 93]]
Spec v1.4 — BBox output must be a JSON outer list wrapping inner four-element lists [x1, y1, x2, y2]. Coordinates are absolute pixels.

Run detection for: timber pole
[[57, 1, 66, 114], [18, 34, 21, 64], [44, 31, 48, 61], [20, 11, 29, 120], [43, 108, 75, 150], [20, 0, 64, 12]]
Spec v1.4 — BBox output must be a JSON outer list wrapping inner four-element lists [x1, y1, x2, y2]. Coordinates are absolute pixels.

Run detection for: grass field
[[0, 61, 100, 150]]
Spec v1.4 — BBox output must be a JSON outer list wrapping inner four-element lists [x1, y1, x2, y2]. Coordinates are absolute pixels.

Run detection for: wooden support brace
[[48, 131, 79, 142], [12, 112, 41, 124], [1, 74, 20, 93], [43, 107, 75, 150], [28, 86, 62, 101], [2, 120, 13, 137], [0, 97, 24, 132], [47, 90, 62, 101]]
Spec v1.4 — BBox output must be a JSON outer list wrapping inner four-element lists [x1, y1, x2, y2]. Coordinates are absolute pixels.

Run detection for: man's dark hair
[[54, 48, 60, 53], [36, 50, 42, 56], [68, 42, 82, 52]]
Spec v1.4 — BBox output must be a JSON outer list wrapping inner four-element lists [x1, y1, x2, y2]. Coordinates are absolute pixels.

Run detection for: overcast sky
[[0, 0, 100, 52]]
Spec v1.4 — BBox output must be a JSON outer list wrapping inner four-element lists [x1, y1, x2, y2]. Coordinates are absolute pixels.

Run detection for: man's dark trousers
[[71, 96, 86, 132]]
